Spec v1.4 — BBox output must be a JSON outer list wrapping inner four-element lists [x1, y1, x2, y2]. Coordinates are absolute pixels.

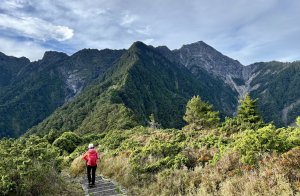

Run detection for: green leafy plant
[[53, 132, 82, 153], [183, 96, 220, 130]]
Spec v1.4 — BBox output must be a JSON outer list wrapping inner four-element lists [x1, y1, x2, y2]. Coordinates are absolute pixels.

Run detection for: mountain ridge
[[28, 41, 237, 135], [0, 48, 124, 137], [0, 40, 299, 137]]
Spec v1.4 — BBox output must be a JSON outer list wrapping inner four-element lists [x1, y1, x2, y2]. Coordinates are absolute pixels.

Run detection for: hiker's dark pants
[[87, 165, 97, 184]]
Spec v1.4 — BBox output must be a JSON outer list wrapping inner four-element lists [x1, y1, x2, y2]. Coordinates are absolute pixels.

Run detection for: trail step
[[81, 176, 126, 196]]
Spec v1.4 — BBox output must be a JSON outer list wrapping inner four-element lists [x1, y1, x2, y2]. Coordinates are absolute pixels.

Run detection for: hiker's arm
[[83, 152, 88, 161]]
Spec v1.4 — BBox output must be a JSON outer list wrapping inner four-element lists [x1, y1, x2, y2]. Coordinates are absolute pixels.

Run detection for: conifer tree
[[235, 94, 265, 130], [183, 96, 219, 130], [236, 95, 264, 124], [221, 95, 265, 133]]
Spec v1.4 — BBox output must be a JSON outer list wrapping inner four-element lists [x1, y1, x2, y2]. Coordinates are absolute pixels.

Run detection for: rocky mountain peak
[[180, 41, 213, 52], [128, 41, 157, 56], [171, 41, 246, 96], [42, 51, 69, 62], [174, 41, 243, 77], [0, 52, 30, 64], [155, 46, 176, 62]]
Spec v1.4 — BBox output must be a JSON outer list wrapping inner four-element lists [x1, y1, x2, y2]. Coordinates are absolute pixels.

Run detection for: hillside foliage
[[0, 50, 124, 138], [250, 61, 300, 126], [1, 42, 299, 138], [1, 95, 299, 195], [28, 42, 237, 137]]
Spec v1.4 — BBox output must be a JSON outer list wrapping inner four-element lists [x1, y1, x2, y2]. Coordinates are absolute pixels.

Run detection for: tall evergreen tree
[[183, 96, 220, 130], [236, 95, 264, 124], [221, 95, 265, 133], [234, 94, 265, 131]]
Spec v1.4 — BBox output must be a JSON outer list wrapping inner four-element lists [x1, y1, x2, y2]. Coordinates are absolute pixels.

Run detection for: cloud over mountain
[[0, 0, 300, 64]]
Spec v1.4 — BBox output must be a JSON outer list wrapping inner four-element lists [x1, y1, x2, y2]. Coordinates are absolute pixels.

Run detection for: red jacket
[[83, 149, 99, 166]]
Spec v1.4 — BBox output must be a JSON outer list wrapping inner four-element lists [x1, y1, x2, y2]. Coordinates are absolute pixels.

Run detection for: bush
[[233, 125, 300, 164], [53, 132, 82, 153], [64, 125, 300, 195], [0, 136, 65, 195], [44, 129, 62, 144], [130, 137, 188, 173]]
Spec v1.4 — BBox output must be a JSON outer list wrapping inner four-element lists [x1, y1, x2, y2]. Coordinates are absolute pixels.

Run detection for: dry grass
[[70, 155, 86, 177], [67, 128, 300, 195], [85, 148, 300, 196]]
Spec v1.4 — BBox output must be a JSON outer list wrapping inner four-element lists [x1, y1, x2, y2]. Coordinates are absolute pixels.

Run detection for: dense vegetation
[[28, 42, 238, 137], [1, 95, 299, 195], [1, 42, 300, 138], [250, 61, 300, 126], [0, 52, 30, 88], [77, 95, 300, 195], [1, 41, 300, 196], [0, 135, 83, 195], [0, 49, 124, 138]]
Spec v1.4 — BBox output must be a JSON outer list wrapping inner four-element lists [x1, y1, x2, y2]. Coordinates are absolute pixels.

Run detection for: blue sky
[[0, 0, 300, 65]]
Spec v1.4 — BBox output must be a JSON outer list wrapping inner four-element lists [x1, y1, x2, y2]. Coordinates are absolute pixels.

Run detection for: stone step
[[81, 175, 125, 196], [88, 188, 118, 196], [88, 184, 116, 193]]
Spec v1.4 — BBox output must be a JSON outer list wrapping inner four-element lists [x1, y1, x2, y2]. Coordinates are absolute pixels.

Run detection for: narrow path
[[81, 176, 126, 196]]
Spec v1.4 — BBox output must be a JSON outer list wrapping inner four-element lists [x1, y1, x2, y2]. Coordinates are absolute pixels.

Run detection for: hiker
[[83, 143, 99, 187]]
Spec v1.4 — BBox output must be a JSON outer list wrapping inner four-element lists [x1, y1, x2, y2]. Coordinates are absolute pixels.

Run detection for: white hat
[[88, 143, 94, 149]]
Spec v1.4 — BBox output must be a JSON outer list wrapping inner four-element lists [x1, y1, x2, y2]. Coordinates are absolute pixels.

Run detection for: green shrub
[[130, 137, 187, 173], [53, 132, 82, 153], [43, 129, 62, 144], [233, 125, 300, 164], [0, 136, 65, 195]]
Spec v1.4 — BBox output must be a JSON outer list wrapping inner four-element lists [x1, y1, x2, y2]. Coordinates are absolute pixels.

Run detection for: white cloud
[[72, 8, 108, 19], [1, 0, 29, 9], [0, 14, 74, 41], [0, 37, 47, 61], [1, 0, 300, 64], [136, 25, 151, 35], [120, 13, 138, 26]]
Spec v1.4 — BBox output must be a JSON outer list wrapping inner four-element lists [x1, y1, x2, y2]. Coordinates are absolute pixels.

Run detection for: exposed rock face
[[157, 42, 300, 127], [173, 41, 244, 80], [157, 41, 248, 97], [65, 70, 84, 101], [42, 51, 69, 62]]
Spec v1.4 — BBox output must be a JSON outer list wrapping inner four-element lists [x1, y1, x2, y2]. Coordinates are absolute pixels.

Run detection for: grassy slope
[[67, 124, 300, 195]]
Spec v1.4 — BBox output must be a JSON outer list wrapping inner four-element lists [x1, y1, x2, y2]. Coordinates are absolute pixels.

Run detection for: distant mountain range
[[0, 41, 299, 137]]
